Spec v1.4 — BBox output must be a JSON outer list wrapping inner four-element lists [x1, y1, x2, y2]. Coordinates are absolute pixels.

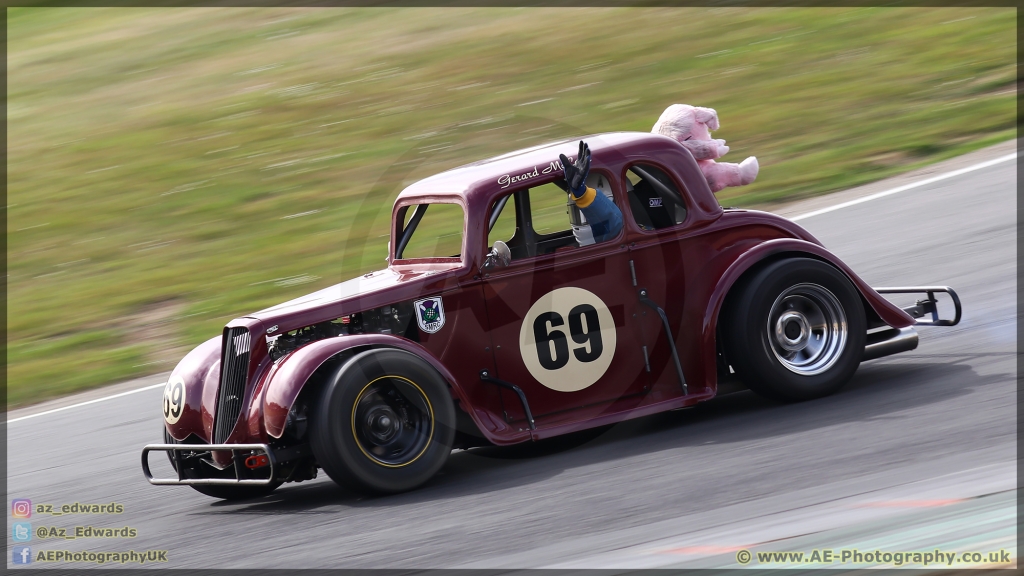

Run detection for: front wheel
[[724, 258, 866, 402], [309, 349, 456, 495]]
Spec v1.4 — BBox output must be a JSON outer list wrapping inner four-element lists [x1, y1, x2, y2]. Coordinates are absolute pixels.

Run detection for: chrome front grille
[[213, 327, 251, 443]]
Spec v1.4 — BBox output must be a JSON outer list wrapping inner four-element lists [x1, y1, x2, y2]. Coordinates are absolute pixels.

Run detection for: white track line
[[5, 150, 1017, 426], [791, 152, 1017, 221], [6, 382, 166, 425]]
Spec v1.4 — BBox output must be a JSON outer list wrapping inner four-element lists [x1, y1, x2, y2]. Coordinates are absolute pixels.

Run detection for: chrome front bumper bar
[[141, 443, 276, 486]]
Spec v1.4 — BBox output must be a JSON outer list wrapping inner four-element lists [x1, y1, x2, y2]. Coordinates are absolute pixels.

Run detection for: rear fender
[[701, 238, 915, 390], [257, 334, 469, 439]]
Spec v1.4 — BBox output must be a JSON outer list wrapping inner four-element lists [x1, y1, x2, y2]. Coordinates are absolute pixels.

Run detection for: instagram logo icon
[[11, 499, 32, 518]]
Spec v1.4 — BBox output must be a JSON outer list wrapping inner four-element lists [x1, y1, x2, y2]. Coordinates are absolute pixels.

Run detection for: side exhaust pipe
[[863, 326, 918, 361]]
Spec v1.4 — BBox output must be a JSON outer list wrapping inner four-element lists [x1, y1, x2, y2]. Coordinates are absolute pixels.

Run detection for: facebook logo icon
[[12, 545, 32, 565]]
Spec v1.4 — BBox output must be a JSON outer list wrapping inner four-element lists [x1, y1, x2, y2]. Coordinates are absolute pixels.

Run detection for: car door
[[621, 161, 703, 394], [481, 178, 649, 430]]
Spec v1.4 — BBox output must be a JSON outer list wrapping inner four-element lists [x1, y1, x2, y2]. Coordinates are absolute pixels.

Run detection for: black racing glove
[[559, 140, 591, 198]]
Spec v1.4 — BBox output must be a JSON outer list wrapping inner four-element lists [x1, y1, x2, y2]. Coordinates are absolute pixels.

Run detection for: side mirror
[[481, 240, 511, 273]]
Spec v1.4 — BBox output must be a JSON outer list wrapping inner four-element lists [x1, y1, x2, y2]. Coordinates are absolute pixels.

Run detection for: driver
[[559, 141, 623, 245]]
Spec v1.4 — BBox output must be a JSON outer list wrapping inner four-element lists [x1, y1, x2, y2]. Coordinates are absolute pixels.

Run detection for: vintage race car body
[[143, 132, 960, 494]]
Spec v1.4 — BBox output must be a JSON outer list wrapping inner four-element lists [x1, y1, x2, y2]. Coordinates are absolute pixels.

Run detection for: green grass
[[6, 7, 1016, 407]]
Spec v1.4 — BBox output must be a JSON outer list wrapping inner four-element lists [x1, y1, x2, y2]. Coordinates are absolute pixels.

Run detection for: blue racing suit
[[569, 185, 623, 243]]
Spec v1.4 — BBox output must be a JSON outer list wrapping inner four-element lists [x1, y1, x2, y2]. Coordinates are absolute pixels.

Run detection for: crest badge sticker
[[414, 296, 446, 334]]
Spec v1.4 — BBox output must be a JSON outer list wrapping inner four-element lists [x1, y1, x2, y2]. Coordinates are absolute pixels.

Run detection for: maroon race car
[[142, 132, 960, 500]]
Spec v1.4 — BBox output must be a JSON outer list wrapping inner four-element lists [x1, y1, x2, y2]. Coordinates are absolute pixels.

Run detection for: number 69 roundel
[[518, 287, 617, 392], [162, 375, 185, 424]]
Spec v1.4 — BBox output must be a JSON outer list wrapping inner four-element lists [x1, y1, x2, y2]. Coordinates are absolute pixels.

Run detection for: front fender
[[700, 238, 915, 390], [164, 335, 221, 441], [258, 334, 468, 439]]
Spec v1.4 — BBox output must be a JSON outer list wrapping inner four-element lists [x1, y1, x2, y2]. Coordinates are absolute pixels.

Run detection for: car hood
[[246, 265, 461, 333]]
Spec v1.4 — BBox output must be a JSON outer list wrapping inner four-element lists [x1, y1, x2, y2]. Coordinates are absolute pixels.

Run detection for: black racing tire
[[723, 257, 866, 402], [309, 349, 456, 495], [163, 428, 282, 501]]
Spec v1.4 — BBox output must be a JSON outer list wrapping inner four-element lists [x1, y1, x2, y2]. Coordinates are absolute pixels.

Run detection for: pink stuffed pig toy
[[652, 104, 758, 193]]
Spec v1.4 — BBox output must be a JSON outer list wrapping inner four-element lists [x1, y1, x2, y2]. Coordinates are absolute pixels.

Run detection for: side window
[[625, 164, 687, 231], [486, 173, 620, 262], [395, 202, 464, 259], [530, 180, 594, 257], [528, 182, 571, 236]]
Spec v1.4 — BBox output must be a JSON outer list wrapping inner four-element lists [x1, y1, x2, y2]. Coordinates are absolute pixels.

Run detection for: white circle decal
[[163, 375, 185, 425], [519, 287, 617, 392]]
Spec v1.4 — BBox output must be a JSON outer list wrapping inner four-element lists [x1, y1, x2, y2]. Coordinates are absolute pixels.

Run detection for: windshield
[[394, 202, 465, 260]]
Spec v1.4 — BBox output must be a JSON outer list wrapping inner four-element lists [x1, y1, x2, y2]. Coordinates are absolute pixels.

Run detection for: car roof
[[396, 131, 682, 205]]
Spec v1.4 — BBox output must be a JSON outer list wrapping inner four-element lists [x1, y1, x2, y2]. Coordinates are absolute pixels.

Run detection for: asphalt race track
[[6, 142, 1016, 569]]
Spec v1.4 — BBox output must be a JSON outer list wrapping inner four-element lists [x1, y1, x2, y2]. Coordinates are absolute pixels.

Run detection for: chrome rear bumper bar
[[875, 286, 961, 326], [862, 285, 960, 361]]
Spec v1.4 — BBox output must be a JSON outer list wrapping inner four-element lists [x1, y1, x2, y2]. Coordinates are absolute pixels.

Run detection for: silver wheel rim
[[766, 283, 848, 376]]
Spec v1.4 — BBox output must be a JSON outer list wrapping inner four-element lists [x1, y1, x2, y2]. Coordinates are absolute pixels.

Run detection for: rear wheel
[[163, 429, 281, 500], [310, 349, 455, 495], [724, 258, 866, 401]]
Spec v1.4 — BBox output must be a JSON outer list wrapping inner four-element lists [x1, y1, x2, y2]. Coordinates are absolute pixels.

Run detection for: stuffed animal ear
[[694, 107, 720, 131]]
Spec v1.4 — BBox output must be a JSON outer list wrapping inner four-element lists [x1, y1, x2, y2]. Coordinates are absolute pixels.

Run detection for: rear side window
[[626, 164, 687, 231], [395, 202, 464, 259]]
